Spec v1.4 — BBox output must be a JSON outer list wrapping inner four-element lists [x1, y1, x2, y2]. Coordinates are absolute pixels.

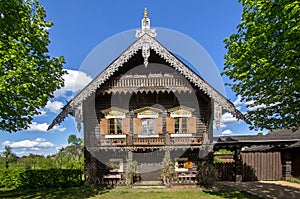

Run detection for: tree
[[68, 134, 83, 146], [0, 0, 66, 132], [2, 145, 16, 168], [223, 0, 300, 131]]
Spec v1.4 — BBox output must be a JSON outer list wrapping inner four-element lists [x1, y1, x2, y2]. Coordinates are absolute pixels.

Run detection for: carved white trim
[[48, 33, 247, 130], [74, 103, 83, 132]]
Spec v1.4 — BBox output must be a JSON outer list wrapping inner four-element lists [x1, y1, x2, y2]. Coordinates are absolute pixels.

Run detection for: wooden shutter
[[133, 118, 142, 134], [122, 118, 130, 134], [189, 116, 197, 134], [154, 118, 163, 134], [166, 117, 175, 134], [100, 118, 108, 135]]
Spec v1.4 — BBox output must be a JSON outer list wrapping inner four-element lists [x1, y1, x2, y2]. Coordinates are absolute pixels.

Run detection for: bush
[[0, 168, 82, 189], [197, 162, 218, 188]]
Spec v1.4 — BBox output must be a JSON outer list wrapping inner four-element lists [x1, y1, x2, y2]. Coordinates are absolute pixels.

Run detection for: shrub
[[160, 155, 174, 188], [0, 168, 82, 189], [197, 162, 218, 188]]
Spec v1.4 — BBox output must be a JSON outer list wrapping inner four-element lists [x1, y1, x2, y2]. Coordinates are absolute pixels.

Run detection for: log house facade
[[49, 9, 247, 186]]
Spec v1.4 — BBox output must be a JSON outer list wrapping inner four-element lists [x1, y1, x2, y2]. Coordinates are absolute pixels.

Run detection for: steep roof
[[48, 11, 248, 130]]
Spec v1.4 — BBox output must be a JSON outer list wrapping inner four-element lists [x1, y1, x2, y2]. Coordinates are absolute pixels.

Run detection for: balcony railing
[[99, 133, 203, 147]]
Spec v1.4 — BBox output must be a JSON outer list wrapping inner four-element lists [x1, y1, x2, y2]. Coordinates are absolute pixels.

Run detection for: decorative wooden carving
[[48, 25, 248, 130]]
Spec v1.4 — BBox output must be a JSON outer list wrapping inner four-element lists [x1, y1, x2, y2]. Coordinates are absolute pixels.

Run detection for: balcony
[[99, 133, 203, 147]]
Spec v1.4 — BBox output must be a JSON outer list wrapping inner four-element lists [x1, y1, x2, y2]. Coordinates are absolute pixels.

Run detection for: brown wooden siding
[[242, 151, 282, 181], [133, 118, 142, 134], [154, 118, 163, 134], [166, 117, 175, 134], [100, 118, 108, 135], [122, 118, 130, 134], [189, 116, 197, 134], [292, 149, 300, 177]]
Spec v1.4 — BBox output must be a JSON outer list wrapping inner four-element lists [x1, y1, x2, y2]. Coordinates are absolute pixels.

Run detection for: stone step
[[134, 181, 163, 186]]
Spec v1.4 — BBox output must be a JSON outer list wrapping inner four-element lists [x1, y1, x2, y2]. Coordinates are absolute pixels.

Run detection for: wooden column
[[234, 147, 243, 182], [127, 150, 133, 185], [282, 150, 292, 178]]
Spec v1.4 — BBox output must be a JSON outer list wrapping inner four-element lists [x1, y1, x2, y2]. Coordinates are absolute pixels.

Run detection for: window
[[175, 158, 189, 171], [109, 119, 122, 135], [108, 159, 123, 172], [174, 118, 188, 134], [142, 119, 154, 135]]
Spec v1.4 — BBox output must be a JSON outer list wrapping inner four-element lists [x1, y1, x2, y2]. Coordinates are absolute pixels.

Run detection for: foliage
[[213, 156, 223, 164], [0, 168, 82, 189], [214, 149, 233, 155], [223, 0, 300, 131], [284, 177, 300, 184], [0, 168, 26, 189], [160, 154, 174, 187], [68, 134, 83, 146], [0, 0, 66, 132], [197, 162, 218, 188], [2, 145, 17, 168], [125, 159, 139, 185]]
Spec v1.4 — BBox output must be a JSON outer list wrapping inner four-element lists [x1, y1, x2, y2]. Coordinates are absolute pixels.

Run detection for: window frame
[[109, 118, 123, 135]]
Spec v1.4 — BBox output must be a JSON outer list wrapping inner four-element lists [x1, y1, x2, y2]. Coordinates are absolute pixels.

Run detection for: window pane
[[149, 119, 154, 134], [142, 119, 147, 135], [175, 118, 179, 134], [182, 118, 187, 133], [109, 119, 114, 134], [117, 119, 122, 134]]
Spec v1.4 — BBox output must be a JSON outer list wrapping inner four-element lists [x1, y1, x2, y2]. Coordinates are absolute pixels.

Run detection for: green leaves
[[223, 0, 300, 131], [0, 0, 66, 132]]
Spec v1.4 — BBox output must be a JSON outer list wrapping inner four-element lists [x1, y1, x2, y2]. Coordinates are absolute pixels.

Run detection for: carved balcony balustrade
[[97, 74, 193, 94], [98, 133, 204, 147]]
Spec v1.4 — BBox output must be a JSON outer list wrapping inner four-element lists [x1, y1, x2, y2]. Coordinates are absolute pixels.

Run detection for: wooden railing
[[173, 171, 198, 185], [99, 134, 203, 147], [103, 75, 190, 88]]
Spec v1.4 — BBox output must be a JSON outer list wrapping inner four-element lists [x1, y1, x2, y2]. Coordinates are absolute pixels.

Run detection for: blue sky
[[1, 0, 265, 156]]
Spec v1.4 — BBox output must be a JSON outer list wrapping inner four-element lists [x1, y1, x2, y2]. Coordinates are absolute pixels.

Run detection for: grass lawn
[[0, 185, 261, 199]]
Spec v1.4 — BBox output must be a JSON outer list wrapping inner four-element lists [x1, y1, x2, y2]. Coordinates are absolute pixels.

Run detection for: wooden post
[[282, 150, 292, 178], [234, 147, 243, 182]]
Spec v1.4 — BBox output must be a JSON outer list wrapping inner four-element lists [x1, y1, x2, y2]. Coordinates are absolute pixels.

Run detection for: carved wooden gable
[[134, 106, 162, 118], [101, 107, 128, 119], [168, 106, 195, 118], [48, 11, 249, 131]]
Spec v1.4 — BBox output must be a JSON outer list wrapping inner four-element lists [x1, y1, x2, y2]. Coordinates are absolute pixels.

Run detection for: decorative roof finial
[[144, 8, 148, 18], [135, 8, 156, 38], [135, 8, 157, 68]]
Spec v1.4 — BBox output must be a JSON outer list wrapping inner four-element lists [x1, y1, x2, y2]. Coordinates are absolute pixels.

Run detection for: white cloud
[[45, 101, 64, 113], [1, 140, 11, 146], [1, 138, 56, 156], [233, 95, 243, 106], [27, 122, 66, 132], [54, 69, 92, 98], [2, 138, 54, 149], [221, 112, 239, 125], [245, 100, 267, 111], [221, 129, 234, 135]]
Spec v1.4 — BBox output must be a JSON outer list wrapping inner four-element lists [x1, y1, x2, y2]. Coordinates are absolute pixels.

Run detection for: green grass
[[285, 177, 300, 184], [0, 185, 260, 199]]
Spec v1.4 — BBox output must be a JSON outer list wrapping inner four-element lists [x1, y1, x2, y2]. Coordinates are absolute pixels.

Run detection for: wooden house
[[49, 9, 246, 186]]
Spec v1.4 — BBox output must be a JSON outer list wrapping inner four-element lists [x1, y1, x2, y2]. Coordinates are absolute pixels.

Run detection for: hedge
[[0, 168, 82, 189]]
